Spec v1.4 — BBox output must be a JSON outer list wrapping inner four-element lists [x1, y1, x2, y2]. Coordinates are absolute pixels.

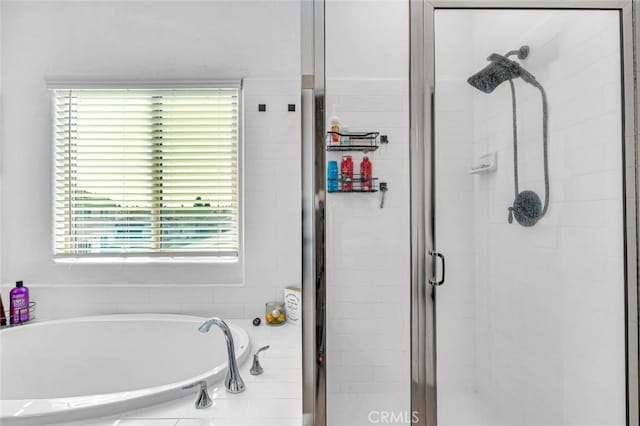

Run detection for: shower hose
[[507, 79, 549, 224]]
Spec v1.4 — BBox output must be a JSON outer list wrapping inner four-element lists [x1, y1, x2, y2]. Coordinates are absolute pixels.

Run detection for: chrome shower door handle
[[428, 251, 445, 286]]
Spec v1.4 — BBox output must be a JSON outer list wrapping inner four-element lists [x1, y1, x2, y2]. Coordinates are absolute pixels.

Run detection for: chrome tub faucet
[[198, 317, 246, 394]]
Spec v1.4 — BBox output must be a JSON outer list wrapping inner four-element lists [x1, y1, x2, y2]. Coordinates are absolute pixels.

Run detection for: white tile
[[117, 420, 179, 426], [180, 304, 245, 318], [245, 398, 301, 418], [175, 420, 218, 426], [243, 79, 300, 96], [62, 416, 121, 426], [177, 419, 301, 426]]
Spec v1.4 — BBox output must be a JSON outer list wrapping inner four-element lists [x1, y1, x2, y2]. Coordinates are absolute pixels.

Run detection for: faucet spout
[[198, 317, 246, 394]]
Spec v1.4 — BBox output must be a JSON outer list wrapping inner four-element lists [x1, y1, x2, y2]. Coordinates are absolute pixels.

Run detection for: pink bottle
[[9, 281, 29, 324]]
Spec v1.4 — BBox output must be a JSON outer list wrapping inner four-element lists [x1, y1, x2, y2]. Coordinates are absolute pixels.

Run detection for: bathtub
[[0, 314, 251, 425]]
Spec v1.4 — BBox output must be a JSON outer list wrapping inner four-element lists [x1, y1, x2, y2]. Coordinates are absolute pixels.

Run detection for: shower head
[[467, 46, 537, 94], [467, 53, 523, 93]]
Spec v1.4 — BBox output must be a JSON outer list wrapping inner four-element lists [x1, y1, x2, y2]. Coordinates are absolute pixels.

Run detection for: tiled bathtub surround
[[435, 10, 626, 426], [65, 320, 302, 426]]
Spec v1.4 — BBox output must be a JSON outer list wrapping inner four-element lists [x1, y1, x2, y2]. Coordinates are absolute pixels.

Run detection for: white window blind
[[54, 88, 240, 257]]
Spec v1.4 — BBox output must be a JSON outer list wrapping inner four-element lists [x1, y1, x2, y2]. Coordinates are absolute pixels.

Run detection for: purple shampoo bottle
[[9, 281, 29, 324]]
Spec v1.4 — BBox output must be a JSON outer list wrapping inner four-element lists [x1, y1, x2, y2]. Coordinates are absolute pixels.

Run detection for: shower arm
[[504, 45, 530, 60]]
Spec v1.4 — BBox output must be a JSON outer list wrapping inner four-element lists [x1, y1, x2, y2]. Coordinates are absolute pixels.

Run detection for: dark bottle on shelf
[[0, 293, 6, 326]]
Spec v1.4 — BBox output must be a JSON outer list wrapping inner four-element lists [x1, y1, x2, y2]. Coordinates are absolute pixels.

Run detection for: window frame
[[48, 79, 244, 264]]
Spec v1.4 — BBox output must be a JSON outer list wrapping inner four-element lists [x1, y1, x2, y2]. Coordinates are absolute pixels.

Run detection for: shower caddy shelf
[[328, 175, 379, 193], [326, 131, 388, 152], [326, 130, 388, 207], [0, 301, 36, 329]]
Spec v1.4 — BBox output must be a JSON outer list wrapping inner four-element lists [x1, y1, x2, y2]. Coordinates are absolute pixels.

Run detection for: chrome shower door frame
[[409, 1, 639, 425], [302, 1, 326, 425]]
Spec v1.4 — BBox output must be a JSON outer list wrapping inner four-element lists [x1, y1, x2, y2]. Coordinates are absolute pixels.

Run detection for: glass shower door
[[433, 9, 627, 426]]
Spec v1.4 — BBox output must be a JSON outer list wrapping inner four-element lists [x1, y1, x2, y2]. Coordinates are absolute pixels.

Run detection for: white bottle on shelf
[[329, 105, 341, 145]]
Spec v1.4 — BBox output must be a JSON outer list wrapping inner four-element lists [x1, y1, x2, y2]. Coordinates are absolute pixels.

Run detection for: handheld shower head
[[467, 53, 525, 93]]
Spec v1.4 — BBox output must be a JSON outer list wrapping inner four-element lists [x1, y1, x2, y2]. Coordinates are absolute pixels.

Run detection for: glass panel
[[434, 10, 625, 426]]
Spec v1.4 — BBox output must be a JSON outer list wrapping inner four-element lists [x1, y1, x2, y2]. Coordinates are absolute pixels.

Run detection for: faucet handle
[[182, 380, 212, 409], [250, 345, 270, 375]]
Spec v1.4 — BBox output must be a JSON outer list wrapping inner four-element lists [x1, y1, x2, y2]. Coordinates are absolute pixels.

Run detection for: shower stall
[[409, 2, 638, 426]]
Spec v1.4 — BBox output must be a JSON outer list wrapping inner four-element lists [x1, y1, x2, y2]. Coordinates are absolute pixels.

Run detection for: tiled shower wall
[[325, 1, 410, 425], [436, 10, 626, 426], [0, 1, 301, 320]]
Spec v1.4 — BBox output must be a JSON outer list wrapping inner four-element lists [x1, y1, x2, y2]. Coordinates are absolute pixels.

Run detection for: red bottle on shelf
[[341, 155, 353, 191], [360, 156, 372, 191]]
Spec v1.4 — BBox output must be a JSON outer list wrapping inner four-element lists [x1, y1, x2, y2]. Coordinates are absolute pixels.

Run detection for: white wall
[[0, 1, 301, 320], [325, 1, 410, 424], [0, 0, 4, 296], [435, 10, 625, 426], [300, 0, 314, 76]]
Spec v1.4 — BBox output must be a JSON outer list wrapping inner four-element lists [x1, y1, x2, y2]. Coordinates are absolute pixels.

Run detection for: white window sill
[[53, 256, 239, 265]]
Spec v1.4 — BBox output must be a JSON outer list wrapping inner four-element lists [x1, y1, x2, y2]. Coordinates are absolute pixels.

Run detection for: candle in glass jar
[[265, 301, 286, 326]]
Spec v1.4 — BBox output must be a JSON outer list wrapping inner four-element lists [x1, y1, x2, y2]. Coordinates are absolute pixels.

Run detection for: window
[[54, 88, 240, 258]]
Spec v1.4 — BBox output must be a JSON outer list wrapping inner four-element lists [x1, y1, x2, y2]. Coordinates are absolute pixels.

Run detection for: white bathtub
[[0, 314, 251, 425]]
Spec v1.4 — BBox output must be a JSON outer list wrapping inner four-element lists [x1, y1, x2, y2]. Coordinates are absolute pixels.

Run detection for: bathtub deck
[[66, 318, 302, 426]]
